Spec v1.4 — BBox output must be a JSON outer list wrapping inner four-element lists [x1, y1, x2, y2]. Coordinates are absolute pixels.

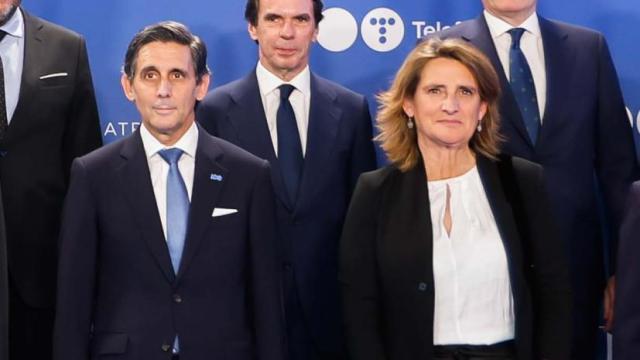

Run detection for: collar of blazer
[[117, 125, 228, 283]]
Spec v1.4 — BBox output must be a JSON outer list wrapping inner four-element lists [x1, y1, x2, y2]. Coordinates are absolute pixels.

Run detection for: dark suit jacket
[[435, 15, 638, 299], [340, 155, 571, 360], [53, 128, 284, 360], [613, 181, 640, 360], [196, 71, 376, 353], [0, 185, 7, 359], [0, 8, 102, 308]]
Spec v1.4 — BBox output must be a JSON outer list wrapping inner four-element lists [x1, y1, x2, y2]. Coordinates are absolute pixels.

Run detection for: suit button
[[173, 294, 183, 303], [417, 282, 428, 292], [161, 344, 172, 352]]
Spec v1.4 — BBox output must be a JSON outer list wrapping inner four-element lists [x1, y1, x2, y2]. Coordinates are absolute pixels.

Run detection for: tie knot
[[159, 148, 184, 165], [279, 84, 295, 100], [0, 30, 7, 43], [508, 28, 526, 49]]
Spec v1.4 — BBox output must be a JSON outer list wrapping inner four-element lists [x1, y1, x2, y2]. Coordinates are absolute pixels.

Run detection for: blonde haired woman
[[340, 38, 571, 360]]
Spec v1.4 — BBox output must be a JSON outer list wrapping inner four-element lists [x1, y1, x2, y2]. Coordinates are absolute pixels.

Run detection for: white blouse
[[428, 166, 515, 345]]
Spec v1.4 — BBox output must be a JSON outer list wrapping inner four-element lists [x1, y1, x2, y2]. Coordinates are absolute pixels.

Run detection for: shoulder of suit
[[358, 165, 401, 191], [199, 130, 268, 169], [22, 8, 84, 41], [201, 73, 253, 107], [496, 154, 543, 184], [311, 72, 366, 102], [427, 17, 478, 42], [541, 16, 603, 38]]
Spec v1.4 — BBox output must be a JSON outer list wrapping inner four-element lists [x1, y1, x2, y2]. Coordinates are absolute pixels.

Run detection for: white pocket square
[[39, 72, 68, 80], [212, 208, 238, 217]]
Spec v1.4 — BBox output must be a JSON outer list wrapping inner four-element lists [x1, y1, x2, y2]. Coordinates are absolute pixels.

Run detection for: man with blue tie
[[196, 0, 377, 359], [434, 0, 639, 358], [53, 21, 284, 360]]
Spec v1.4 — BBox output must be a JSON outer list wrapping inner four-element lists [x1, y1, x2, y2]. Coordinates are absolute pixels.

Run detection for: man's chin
[[0, 4, 18, 27]]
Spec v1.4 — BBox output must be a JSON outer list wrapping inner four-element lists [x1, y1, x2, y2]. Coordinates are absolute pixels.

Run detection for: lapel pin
[[210, 173, 223, 182]]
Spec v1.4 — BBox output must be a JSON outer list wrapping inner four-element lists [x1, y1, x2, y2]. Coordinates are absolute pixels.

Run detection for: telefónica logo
[[317, 7, 405, 53]]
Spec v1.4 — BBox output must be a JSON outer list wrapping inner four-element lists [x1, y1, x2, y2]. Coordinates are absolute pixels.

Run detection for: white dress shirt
[[140, 122, 197, 239], [255, 61, 311, 156], [429, 166, 515, 345], [484, 10, 546, 121], [0, 8, 24, 123]]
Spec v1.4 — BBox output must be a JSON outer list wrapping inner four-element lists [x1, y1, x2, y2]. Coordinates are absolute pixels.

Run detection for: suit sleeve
[[53, 159, 98, 360], [249, 160, 285, 360], [339, 174, 387, 360], [519, 163, 572, 359], [594, 35, 640, 271], [349, 97, 377, 192], [613, 182, 640, 360], [61, 36, 102, 183]]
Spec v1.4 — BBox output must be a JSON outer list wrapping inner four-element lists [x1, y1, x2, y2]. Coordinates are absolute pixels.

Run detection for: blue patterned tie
[[508, 28, 541, 144], [158, 148, 189, 354], [158, 148, 189, 273], [277, 84, 303, 207]]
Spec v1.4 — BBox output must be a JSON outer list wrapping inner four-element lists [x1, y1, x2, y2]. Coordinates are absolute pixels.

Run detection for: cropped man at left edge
[[0, 1, 102, 359]]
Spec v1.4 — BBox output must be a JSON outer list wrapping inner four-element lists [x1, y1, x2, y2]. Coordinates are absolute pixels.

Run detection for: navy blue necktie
[[158, 148, 189, 273], [277, 84, 303, 207], [0, 30, 8, 140], [508, 28, 541, 144]]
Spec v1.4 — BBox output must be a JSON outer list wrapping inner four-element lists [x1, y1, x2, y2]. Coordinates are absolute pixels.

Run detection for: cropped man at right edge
[[433, 1, 639, 358]]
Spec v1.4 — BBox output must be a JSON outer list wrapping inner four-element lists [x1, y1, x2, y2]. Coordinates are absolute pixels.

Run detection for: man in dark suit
[[0, 186, 7, 360], [433, 0, 639, 358], [0, 1, 102, 358], [53, 21, 284, 360], [614, 181, 640, 360], [196, 0, 376, 358]]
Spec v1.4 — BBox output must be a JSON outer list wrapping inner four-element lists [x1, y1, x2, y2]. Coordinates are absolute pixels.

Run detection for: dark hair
[[244, 0, 324, 27], [123, 21, 210, 84]]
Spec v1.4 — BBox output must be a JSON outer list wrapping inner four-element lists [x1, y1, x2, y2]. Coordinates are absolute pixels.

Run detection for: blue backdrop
[[21, 0, 640, 160]]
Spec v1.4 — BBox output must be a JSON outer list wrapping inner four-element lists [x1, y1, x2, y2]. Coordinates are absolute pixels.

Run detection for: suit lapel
[[475, 156, 523, 290], [538, 17, 569, 146], [295, 74, 341, 212], [383, 164, 433, 283], [227, 73, 291, 211], [462, 16, 535, 149], [8, 9, 42, 138], [175, 129, 227, 281], [118, 132, 176, 283]]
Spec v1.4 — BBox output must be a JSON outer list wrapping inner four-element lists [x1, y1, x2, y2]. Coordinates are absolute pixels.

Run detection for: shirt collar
[[1, 7, 24, 39], [255, 61, 311, 98], [140, 121, 199, 160], [483, 9, 541, 40]]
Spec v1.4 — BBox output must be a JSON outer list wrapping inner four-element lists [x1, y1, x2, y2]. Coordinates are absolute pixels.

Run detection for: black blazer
[[340, 155, 571, 360], [53, 127, 285, 360], [0, 185, 7, 359], [613, 181, 640, 360], [196, 71, 376, 353], [0, 8, 102, 308]]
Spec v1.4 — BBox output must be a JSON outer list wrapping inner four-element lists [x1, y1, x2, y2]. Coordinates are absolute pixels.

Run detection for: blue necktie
[[158, 148, 189, 273], [158, 148, 189, 354], [277, 84, 303, 207], [508, 28, 541, 144]]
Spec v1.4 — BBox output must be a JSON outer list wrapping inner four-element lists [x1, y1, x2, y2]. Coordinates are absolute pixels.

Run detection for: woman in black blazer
[[339, 38, 571, 360]]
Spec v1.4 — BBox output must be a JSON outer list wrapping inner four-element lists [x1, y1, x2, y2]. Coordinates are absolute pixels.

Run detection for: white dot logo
[[361, 8, 404, 52], [317, 8, 358, 52]]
